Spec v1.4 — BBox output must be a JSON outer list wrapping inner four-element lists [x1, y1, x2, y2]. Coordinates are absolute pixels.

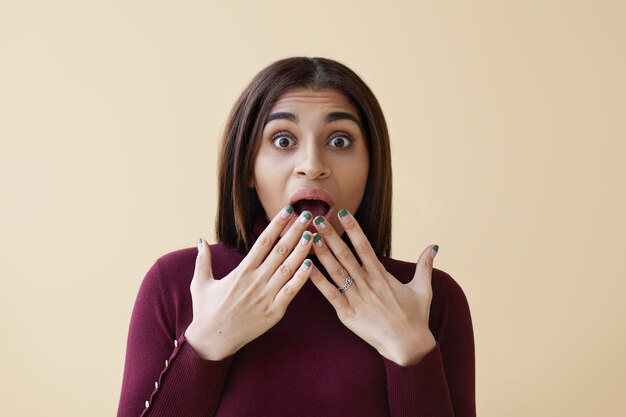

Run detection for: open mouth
[[292, 199, 331, 218], [289, 188, 336, 224]]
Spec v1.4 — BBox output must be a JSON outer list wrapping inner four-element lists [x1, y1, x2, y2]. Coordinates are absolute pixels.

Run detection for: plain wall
[[1, 0, 624, 415]]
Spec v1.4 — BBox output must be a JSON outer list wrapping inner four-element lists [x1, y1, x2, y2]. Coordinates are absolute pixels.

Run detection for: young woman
[[117, 57, 475, 417]]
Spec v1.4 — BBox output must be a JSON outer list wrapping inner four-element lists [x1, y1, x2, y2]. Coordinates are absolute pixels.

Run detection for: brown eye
[[329, 135, 352, 148], [271, 133, 296, 149]]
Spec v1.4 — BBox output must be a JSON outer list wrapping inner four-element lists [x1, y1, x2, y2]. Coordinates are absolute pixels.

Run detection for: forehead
[[269, 88, 358, 114]]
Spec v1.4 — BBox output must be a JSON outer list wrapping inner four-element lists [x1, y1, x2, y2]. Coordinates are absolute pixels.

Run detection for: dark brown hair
[[215, 57, 393, 257]]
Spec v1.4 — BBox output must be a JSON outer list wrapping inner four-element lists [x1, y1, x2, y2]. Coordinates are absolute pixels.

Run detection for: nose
[[294, 142, 330, 180]]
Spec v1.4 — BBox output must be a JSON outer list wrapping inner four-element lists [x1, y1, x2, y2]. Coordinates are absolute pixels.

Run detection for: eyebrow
[[264, 111, 361, 127], [265, 112, 297, 125], [325, 111, 360, 126]]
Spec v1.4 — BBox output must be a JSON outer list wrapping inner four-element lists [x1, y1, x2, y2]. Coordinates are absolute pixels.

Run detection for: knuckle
[[282, 284, 295, 298], [318, 227, 332, 237], [293, 220, 307, 232], [343, 219, 356, 231], [273, 244, 288, 257], [333, 266, 349, 280], [339, 247, 352, 261], [315, 244, 331, 256], [354, 240, 370, 254], [279, 264, 292, 278], [258, 235, 272, 249], [263, 307, 276, 320], [425, 257, 434, 270]]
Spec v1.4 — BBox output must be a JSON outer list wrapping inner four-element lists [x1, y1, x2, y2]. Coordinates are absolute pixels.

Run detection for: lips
[[289, 188, 335, 219]]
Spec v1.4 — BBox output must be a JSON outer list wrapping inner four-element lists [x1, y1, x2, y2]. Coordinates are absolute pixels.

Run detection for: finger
[[273, 258, 313, 313], [193, 237, 214, 282], [279, 211, 298, 237], [266, 230, 313, 294], [258, 211, 313, 278], [310, 231, 356, 289], [409, 244, 439, 292], [335, 210, 383, 273], [309, 265, 351, 316], [242, 204, 296, 270], [313, 213, 369, 287]]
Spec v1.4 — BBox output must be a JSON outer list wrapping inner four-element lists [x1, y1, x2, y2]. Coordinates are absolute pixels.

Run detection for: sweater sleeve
[[116, 260, 234, 417], [383, 274, 476, 417]]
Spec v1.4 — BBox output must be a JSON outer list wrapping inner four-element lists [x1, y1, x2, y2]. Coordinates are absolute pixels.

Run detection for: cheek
[[255, 156, 288, 185], [338, 158, 369, 199], [253, 154, 291, 211]]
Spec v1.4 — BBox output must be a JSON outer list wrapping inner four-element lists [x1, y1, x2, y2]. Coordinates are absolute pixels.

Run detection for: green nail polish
[[303, 232, 311, 241], [314, 216, 324, 225], [338, 209, 348, 217], [313, 234, 322, 243], [285, 205, 294, 213], [303, 211, 312, 220], [434, 244, 439, 253], [304, 259, 312, 267]]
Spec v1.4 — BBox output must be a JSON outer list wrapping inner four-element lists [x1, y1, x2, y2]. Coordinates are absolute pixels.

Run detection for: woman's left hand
[[310, 210, 439, 366]]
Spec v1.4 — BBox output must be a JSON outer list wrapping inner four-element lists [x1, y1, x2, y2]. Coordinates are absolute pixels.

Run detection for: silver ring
[[339, 276, 353, 294]]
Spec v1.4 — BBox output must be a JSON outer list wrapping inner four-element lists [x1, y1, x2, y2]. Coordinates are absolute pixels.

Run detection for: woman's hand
[[310, 210, 439, 366], [184, 207, 316, 361]]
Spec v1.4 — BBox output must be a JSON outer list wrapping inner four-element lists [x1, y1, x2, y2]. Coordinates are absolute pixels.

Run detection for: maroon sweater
[[117, 217, 476, 417]]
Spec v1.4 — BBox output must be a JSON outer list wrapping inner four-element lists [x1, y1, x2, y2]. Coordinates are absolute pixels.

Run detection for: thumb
[[409, 244, 438, 292], [194, 237, 214, 282]]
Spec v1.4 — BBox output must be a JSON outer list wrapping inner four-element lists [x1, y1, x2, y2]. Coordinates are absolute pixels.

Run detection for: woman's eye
[[329, 135, 352, 148], [271, 134, 296, 149]]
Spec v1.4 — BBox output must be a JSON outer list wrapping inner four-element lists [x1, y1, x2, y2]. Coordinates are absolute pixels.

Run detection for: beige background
[[1, 0, 624, 416]]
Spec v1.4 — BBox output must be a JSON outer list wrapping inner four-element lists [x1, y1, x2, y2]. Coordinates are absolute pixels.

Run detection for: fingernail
[[281, 205, 294, 218], [314, 215, 327, 228], [338, 209, 349, 222], [313, 234, 323, 247], [299, 211, 312, 224], [431, 244, 439, 258], [197, 238, 202, 251], [300, 259, 312, 271], [301, 231, 311, 245]]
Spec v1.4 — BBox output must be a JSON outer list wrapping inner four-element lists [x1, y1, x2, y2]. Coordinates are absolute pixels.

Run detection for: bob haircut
[[216, 56, 393, 257]]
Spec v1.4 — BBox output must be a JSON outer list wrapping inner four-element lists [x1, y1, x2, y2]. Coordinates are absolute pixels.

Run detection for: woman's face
[[250, 87, 370, 242]]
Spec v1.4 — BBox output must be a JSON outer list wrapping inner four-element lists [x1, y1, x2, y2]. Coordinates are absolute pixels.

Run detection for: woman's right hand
[[184, 206, 315, 360]]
